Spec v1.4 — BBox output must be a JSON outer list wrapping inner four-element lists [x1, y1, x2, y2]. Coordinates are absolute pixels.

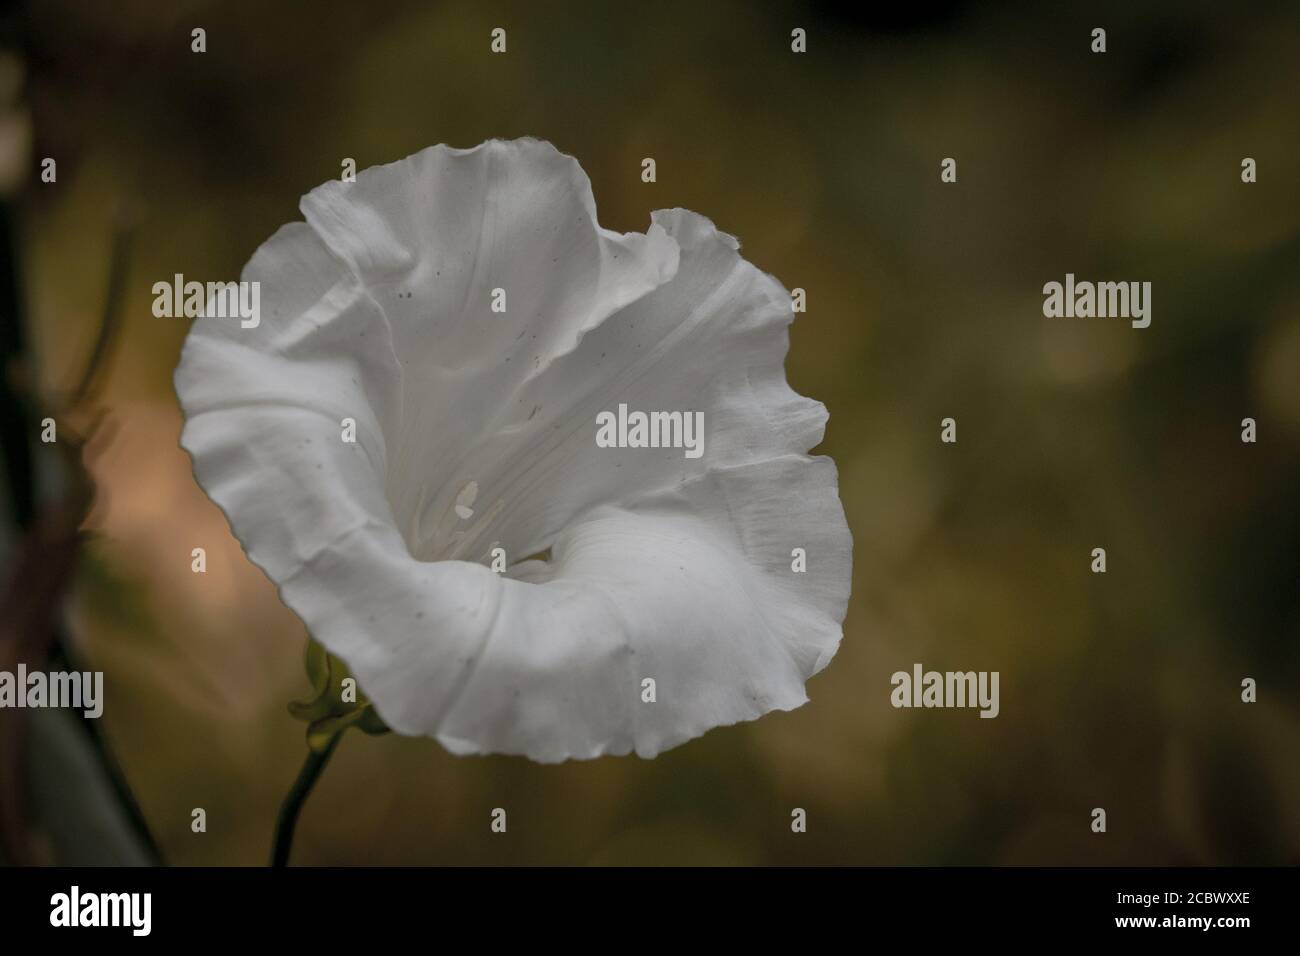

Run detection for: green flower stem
[[270, 732, 343, 867]]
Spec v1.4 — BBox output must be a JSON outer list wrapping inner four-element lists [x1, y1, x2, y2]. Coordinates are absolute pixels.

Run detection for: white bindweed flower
[[175, 138, 851, 762]]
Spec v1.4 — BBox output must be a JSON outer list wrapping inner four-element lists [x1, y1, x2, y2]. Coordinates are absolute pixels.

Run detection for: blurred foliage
[[5, 0, 1298, 864]]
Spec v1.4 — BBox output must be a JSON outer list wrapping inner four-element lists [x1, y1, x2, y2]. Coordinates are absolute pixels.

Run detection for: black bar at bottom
[[0, 866, 1289, 940]]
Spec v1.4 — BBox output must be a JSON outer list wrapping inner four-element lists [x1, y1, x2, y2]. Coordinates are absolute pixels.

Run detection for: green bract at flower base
[[288, 638, 390, 753]]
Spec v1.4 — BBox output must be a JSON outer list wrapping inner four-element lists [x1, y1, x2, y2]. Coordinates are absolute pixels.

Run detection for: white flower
[[175, 138, 851, 762]]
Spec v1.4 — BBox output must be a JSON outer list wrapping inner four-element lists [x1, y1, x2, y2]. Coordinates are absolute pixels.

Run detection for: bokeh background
[[1, 0, 1298, 865]]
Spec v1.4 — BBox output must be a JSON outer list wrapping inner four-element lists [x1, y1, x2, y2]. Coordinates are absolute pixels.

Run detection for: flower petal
[[426, 205, 833, 568]]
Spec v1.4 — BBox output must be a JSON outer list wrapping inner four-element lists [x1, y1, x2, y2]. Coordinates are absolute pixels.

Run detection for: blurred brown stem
[[65, 215, 133, 410]]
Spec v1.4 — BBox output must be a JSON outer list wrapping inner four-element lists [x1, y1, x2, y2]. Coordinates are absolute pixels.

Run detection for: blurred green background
[[2, 0, 1298, 865]]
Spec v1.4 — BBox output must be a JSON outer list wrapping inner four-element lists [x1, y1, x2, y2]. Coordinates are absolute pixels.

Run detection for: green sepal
[[288, 638, 390, 752]]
